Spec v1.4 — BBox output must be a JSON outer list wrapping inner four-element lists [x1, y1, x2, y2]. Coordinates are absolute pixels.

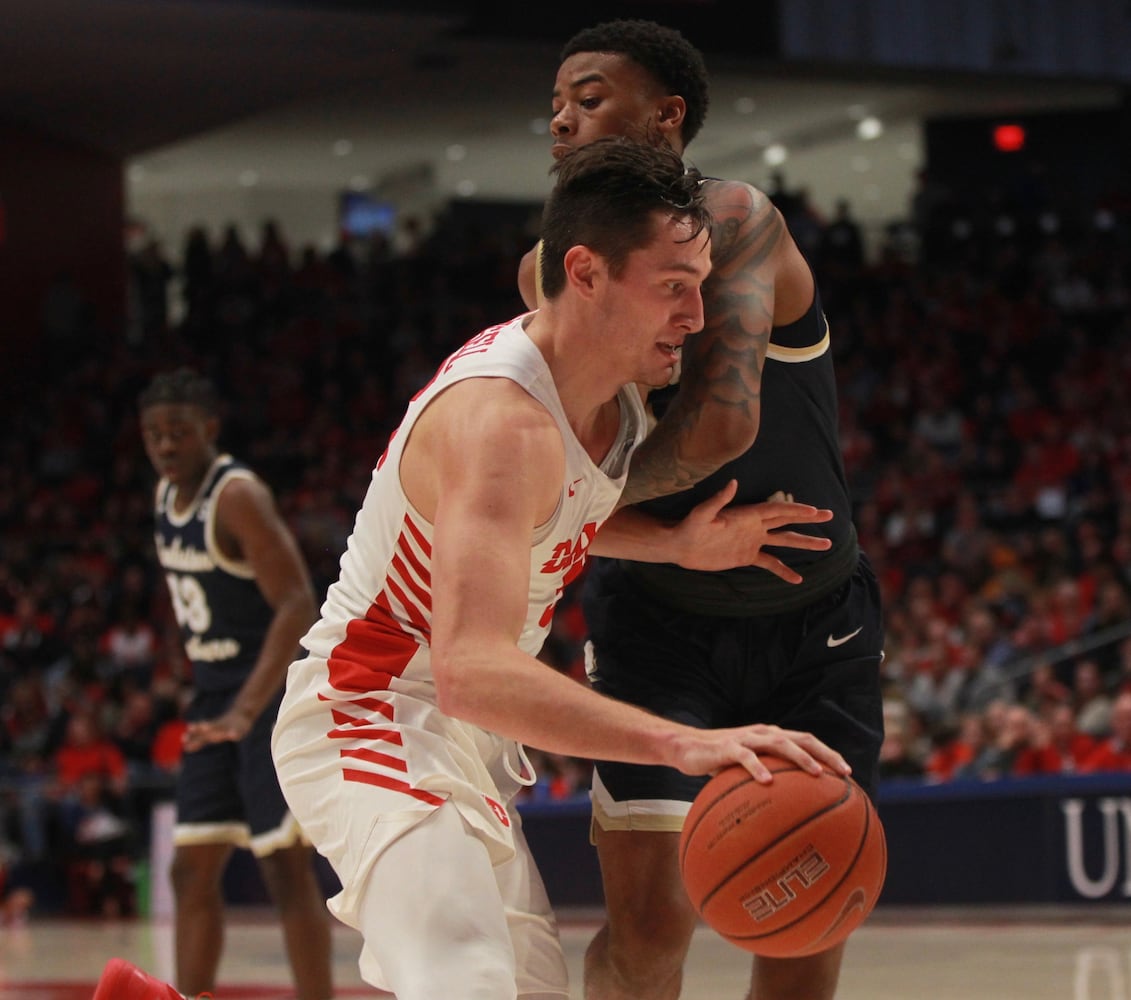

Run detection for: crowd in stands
[[1, 169, 1129, 914]]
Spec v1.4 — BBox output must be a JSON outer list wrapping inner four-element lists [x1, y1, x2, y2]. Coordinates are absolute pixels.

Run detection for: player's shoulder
[[213, 458, 273, 509], [700, 176, 773, 218], [699, 177, 786, 265], [428, 375, 557, 439]]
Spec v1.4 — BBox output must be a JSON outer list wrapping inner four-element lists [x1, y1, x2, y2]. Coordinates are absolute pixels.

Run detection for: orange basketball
[[678, 756, 886, 958]]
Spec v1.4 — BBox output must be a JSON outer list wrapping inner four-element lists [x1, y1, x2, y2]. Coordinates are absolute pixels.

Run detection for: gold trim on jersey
[[766, 314, 830, 364]]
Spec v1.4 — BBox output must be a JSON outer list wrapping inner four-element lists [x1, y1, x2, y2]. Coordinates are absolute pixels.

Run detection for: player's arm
[[616, 181, 800, 507], [589, 479, 832, 580], [183, 476, 317, 749], [420, 381, 847, 780]]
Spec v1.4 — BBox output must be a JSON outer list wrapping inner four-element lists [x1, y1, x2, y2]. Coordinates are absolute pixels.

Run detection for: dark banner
[[878, 773, 1131, 905], [518, 773, 1131, 908]]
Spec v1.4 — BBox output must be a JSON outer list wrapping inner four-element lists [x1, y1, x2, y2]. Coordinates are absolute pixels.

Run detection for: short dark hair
[[137, 367, 219, 415], [539, 136, 709, 299], [560, 19, 710, 146]]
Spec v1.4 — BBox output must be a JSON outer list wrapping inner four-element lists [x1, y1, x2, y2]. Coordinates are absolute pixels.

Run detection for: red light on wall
[[993, 123, 1026, 152]]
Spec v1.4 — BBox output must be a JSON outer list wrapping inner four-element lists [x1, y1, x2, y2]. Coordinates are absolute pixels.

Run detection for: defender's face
[[140, 403, 217, 487], [550, 52, 671, 161]]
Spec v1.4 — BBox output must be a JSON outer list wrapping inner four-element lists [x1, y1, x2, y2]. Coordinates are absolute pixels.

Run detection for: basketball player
[[270, 138, 849, 1000], [517, 20, 886, 1000], [93, 368, 333, 999]]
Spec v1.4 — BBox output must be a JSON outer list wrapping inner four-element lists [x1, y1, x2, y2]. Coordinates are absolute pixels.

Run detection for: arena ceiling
[[3, 0, 1121, 221]]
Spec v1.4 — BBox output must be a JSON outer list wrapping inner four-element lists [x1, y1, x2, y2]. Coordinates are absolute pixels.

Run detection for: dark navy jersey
[[610, 283, 859, 615], [153, 454, 273, 692]]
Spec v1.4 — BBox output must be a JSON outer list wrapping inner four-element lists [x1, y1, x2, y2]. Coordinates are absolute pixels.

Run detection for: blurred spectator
[[819, 198, 865, 274], [1080, 691, 1131, 772], [99, 601, 159, 687], [21, 710, 130, 868], [926, 711, 986, 783], [877, 715, 927, 781], [1023, 661, 1072, 717], [112, 689, 161, 780], [1073, 658, 1115, 736], [129, 237, 174, 344], [1017, 703, 1097, 775], [63, 771, 135, 917], [0, 674, 52, 776], [49, 711, 129, 809], [1, 595, 57, 670], [960, 703, 1037, 780], [523, 752, 593, 802]]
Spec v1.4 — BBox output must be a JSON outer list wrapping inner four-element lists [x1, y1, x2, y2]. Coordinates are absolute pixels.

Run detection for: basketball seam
[[724, 783, 882, 950], [677, 763, 797, 873], [695, 773, 853, 917]]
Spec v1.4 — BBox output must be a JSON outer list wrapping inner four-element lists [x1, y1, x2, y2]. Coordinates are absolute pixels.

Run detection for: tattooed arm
[[616, 179, 812, 508]]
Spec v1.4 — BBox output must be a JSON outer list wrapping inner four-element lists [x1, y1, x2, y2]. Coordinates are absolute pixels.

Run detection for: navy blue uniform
[[583, 286, 885, 829], [155, 455, 294, 852]]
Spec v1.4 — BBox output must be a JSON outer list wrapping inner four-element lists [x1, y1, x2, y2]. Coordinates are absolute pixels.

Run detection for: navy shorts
[[581, 553, 885, 827], [176, 687, 291, 842]]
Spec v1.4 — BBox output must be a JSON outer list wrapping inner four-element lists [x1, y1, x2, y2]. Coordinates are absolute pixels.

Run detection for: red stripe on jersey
[[391, 549, 430, 611], [398, 526, 431, 584], [342, 767, 446, 806], [383, 575, 430, 636], [318, 693, 396, 720], [403, 514, 432, 558], [329, 705, 398, 728], [326, 601, 420, 693], [325, 512, 433, 693], [340, 746, 408, 772], [328, 725, 403, 744]]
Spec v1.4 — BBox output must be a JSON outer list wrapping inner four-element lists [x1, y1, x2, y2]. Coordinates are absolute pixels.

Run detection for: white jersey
[[274, 314, 647, 904]]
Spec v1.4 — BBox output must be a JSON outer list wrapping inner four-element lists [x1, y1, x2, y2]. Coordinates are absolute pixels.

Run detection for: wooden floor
[[0, 905, 1127, 999]]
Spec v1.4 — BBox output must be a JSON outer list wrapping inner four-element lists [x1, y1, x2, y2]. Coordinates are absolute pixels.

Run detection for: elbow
[[431, 644, 477, 721], [431, 651, 460, 716]]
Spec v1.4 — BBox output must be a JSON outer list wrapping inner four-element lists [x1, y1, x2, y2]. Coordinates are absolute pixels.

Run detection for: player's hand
[[670, 479, 833, 576], [670, 723, 851, 784], [182, 708, 254, 752]]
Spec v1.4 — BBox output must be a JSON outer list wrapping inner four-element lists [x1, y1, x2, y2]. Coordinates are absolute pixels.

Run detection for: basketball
[[679, 756, 886, 958]]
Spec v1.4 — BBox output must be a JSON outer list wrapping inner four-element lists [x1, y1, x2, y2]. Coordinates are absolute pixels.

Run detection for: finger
[[763, 530, 833, 551], [752, 554, 803, 584], [758, 503, 834, 527], [690, 479, 738, 522], [758, 739, 826, 776], [734, 747, 774, 784], [780, 730, 853, 776]]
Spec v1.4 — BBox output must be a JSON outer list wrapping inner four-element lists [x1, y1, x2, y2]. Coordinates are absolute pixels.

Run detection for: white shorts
[[271, 658, 568, 998]]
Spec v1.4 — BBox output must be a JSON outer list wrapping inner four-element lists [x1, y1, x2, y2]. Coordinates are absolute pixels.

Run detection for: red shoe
[[92, 957, 212, 1000]]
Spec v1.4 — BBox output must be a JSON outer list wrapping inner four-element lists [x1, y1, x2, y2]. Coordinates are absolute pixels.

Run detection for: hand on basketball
[[671, 723, 851, 784], [669, 480, 833, 576]]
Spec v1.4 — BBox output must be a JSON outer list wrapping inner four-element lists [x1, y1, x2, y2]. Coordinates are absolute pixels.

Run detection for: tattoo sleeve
[[618, 181, 782, 508]]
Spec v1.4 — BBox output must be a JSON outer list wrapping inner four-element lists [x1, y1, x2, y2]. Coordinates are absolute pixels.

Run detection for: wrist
[[230, 703, 258, 723]]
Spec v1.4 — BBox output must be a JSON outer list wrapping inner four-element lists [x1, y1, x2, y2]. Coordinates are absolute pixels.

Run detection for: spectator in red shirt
[[1081, 692, 1131, 773], [926, 711, 985, 782], [1015, 703, 1097, 775], [52, 711, 127, 795]]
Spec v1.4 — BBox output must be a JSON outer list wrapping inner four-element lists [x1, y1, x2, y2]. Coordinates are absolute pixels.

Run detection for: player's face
[[550, 52, 674, 161], [139, 403, 218, 488], [601, 212, 712, 389]]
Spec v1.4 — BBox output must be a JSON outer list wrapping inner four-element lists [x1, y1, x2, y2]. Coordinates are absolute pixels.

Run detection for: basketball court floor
[[0, 904, 1126, 999]]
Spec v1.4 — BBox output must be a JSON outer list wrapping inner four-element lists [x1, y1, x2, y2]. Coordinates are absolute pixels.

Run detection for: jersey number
[[166, 573, 212, 634]]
